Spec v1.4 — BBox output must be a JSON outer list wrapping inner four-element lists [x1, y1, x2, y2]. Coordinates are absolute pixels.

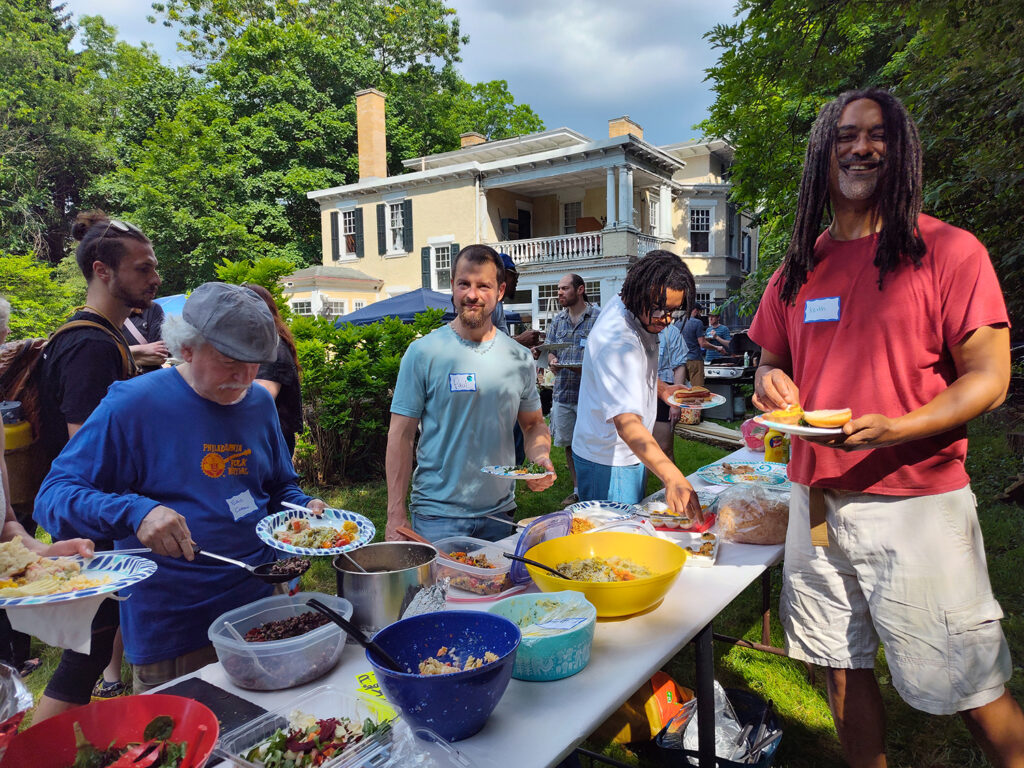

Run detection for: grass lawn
[[22, 412, 1024, 768]]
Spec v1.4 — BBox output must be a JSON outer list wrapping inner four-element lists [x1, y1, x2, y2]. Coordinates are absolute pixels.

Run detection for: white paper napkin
[[6, 595, 120, 655]]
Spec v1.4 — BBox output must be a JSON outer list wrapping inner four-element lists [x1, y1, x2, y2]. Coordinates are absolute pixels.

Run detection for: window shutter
[[403, 199, 413, 253], [330, 211, 340, 261], [376, 203, 386, 255], [420, 246, 431, 289], [354, 208, 364, 258], [450, 242, 460, 259]]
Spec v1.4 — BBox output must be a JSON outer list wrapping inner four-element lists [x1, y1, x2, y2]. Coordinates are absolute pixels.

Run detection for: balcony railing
[[489, 232, 603, 265], [637, 234, 660, 258]]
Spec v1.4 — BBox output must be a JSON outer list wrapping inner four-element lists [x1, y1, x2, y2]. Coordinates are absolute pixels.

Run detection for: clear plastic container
[[214, 684, 393, 768], [431, 536, 515, 596], [208, 591, 351, 690]]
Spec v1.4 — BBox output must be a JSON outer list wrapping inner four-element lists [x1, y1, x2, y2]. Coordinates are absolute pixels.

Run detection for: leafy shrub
[[292, 309, 445, 483], [0, 251, 77, 338]]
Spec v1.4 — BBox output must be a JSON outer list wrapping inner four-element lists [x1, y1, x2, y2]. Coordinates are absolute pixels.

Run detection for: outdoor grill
[[701, 330, 759, 420]]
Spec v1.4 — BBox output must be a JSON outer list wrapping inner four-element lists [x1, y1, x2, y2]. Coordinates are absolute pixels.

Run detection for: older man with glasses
[[571, 251, 703, 517]]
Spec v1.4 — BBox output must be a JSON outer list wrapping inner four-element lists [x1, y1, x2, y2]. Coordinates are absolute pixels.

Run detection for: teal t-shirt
[[391, 324, 541, 519]]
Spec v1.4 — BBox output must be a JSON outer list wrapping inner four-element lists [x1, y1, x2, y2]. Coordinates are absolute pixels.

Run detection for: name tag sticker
[[804, 297, 840, 323], [226, 490, 258, 521], [449, 373, 477, 392]]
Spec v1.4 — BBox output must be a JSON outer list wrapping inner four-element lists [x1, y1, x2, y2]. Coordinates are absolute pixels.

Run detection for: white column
[[659, 184, 672, 238], [617, 166, 628, 227], [605, 167, 616, 228], [624, 167, 634, 229]]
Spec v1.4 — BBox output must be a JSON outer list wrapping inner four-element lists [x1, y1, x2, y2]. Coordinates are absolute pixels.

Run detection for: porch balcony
[[484, 229, 665, 267]]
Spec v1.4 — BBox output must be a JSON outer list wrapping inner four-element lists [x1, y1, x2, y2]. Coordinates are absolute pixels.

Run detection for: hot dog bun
[[803, 408, 852, 428]]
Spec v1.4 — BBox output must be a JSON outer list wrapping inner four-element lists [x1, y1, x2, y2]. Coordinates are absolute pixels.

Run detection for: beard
[[111, 280, 155, 309], [457, 302, 488, 328], [836, 158, 884, 201]]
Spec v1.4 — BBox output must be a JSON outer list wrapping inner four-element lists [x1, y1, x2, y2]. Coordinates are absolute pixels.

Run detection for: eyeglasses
[[649, 308, 686, 321], [98, 218, 144, 239]]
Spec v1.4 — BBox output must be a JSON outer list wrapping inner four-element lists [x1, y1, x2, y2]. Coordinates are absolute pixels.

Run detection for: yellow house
[[279, 265, 384, 319], [306, 89, 758, 328]]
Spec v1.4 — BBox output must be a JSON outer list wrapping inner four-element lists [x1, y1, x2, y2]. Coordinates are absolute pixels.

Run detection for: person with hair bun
[[33, 210, 159, 722], [245, 283, 303, 455]]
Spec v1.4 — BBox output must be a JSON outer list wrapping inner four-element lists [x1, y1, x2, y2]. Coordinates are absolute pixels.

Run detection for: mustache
[[218, 383, 248, 391]]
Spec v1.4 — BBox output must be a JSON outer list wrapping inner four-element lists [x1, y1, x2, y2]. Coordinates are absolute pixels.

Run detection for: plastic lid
[[511, 510, 571, 584]]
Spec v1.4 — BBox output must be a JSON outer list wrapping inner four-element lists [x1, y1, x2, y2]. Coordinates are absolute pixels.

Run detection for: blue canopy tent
[[334, 288, 519, 327], [154, 293, 187, 316]]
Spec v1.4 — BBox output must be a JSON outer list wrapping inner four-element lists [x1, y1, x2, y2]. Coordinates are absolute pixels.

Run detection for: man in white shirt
[[572, 250, 703, 517]]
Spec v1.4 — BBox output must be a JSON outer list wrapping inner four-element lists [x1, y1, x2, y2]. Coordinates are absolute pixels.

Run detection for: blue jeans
[[411, 509, 516, 543], [574, 454, 647, 505]]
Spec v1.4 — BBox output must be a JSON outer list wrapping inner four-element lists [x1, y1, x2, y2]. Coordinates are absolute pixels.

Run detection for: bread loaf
[[715, 488, 789, 545]]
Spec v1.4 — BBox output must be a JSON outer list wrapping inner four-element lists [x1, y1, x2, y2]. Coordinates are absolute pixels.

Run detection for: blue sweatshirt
[[34, 367, 314, 664]]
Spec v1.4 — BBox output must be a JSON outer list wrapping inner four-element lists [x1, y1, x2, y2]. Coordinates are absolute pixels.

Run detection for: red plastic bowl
[[2, 694, 218, 768]]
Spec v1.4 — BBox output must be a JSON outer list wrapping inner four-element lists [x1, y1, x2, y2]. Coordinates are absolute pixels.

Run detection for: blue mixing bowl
[[367, 611, 521, 741]]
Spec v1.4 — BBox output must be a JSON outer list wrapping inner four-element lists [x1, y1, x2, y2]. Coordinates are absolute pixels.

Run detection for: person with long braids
[[751, 89, 1024, 767], [571, 250, 702, 518]]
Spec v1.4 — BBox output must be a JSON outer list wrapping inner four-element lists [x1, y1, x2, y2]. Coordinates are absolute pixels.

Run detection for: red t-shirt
[[749, 214, 1008, 495]]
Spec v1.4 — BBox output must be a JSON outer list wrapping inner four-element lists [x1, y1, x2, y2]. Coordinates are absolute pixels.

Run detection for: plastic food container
[[487, 591, 596, 681], [432, 536, 515, 596], [510, 511, 571, 584], [208, 591, 351, 690], [214, 684, 394, 768]]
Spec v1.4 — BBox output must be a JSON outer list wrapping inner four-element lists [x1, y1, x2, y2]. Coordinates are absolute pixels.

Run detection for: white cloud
[[60, 0, 737, 144]]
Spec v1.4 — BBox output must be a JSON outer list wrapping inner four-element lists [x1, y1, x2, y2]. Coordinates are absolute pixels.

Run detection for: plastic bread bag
[[680, 680, 743, 764], [714, 485, 790, 545], [0, 663, 32, 761]]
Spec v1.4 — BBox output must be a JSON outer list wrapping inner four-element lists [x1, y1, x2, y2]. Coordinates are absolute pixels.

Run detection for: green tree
[[0, 252, 76, 338], [701, 0, 1022, 322]]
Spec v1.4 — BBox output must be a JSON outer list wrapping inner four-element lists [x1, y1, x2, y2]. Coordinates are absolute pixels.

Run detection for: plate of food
[[669, 386, 728, 410], [754, 405, 850, 436], [257, 508, 375, 556], [676, 531, 720, 568], [637, 491, 717, 530], [0, 539, 157, 607], [481, 461, 553, 480], [695, 461, 791, 488]]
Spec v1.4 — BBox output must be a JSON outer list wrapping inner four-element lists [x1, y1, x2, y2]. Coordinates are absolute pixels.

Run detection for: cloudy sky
[[64, 0, 739, 146]]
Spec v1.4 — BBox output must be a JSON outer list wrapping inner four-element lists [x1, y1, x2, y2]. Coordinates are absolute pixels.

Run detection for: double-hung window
[[434, 245, 452, 290], [388, 203, 404, 252], [377, 199, 413, 255], [563, 201, 582, 234], [689, 207, 712, 254], [330, 207, 363, 260]]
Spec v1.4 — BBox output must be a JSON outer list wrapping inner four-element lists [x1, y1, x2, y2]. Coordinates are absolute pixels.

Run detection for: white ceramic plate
[[670, 391, 728, 410], [257, 508, 376, 556], [753, 416, 843, 436], [481, 465, 553, 480], [0, 554, 156, 607]]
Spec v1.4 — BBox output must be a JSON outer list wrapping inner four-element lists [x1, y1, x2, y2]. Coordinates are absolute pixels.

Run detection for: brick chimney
[[460, 132, 487, 148], [356, 88, 387, 180], [609, 116, 643, 140]]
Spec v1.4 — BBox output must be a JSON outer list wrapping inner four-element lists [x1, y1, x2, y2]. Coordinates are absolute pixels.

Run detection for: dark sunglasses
[[649, 308, 686, 321]]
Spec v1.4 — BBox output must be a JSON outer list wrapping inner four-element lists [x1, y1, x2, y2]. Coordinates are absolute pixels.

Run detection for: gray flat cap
[[183, 283, 278, 363]]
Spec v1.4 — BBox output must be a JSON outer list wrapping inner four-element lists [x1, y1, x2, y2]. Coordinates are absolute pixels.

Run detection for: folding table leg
[[694, 622, 715, 768]]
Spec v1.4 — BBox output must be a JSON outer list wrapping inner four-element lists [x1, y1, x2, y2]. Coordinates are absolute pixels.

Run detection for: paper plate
[[257, 508, 376, 556], [695, 461, 791, 489], [0, 553, 156, 608], [753, 415, 844, 437], [480, 465, 552, 480], [670, 391, 728, 410]]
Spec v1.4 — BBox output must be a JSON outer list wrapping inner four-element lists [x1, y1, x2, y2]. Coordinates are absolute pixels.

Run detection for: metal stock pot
[[332, 542, 437, 634]]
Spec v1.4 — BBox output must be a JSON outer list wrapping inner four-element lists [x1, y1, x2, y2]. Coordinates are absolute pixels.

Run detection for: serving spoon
[[502, 552, 575, 580], [306, 598, 406, 673], [194, 546, 310, 584]]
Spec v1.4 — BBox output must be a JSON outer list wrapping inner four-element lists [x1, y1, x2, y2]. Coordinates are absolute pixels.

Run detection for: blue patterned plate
[[563, 500, 641, 520], [0, 553, 156, 608], [257, 508, 376, 556], [695, 460, 791, 489]]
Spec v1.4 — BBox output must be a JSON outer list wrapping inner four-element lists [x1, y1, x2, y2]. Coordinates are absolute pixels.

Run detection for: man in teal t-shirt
[[386, 245, 555, 542]]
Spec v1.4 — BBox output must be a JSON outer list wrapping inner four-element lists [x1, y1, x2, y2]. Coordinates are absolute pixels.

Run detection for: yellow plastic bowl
[[524, 531, 688, 617]]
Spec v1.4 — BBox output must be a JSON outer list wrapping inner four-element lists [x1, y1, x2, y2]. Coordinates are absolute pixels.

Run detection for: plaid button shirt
[[547, 302, 600, 403]]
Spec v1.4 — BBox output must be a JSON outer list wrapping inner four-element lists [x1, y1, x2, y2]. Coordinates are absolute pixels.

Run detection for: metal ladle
[[502, 552, 576, 580], [195, 546, 309, 584], [306, 598, 405, 673]]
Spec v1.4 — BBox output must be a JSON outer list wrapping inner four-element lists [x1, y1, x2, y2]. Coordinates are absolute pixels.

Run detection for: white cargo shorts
[[781, 483, 1011, 715]]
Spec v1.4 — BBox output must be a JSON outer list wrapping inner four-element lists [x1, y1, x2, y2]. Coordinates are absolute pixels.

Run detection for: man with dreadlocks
[[571, 250, 702, 517], [751, 89, 1024, 767]]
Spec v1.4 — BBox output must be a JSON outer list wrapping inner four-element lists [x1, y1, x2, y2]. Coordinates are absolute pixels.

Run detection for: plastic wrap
[[680, 681, 743, 763], [741, 418, 768, 451], [714, 485, 790, 545], [0, 663, 33, 761]]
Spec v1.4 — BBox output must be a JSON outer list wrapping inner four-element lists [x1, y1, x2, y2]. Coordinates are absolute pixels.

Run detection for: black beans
[[244, 611, 329, 642]]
